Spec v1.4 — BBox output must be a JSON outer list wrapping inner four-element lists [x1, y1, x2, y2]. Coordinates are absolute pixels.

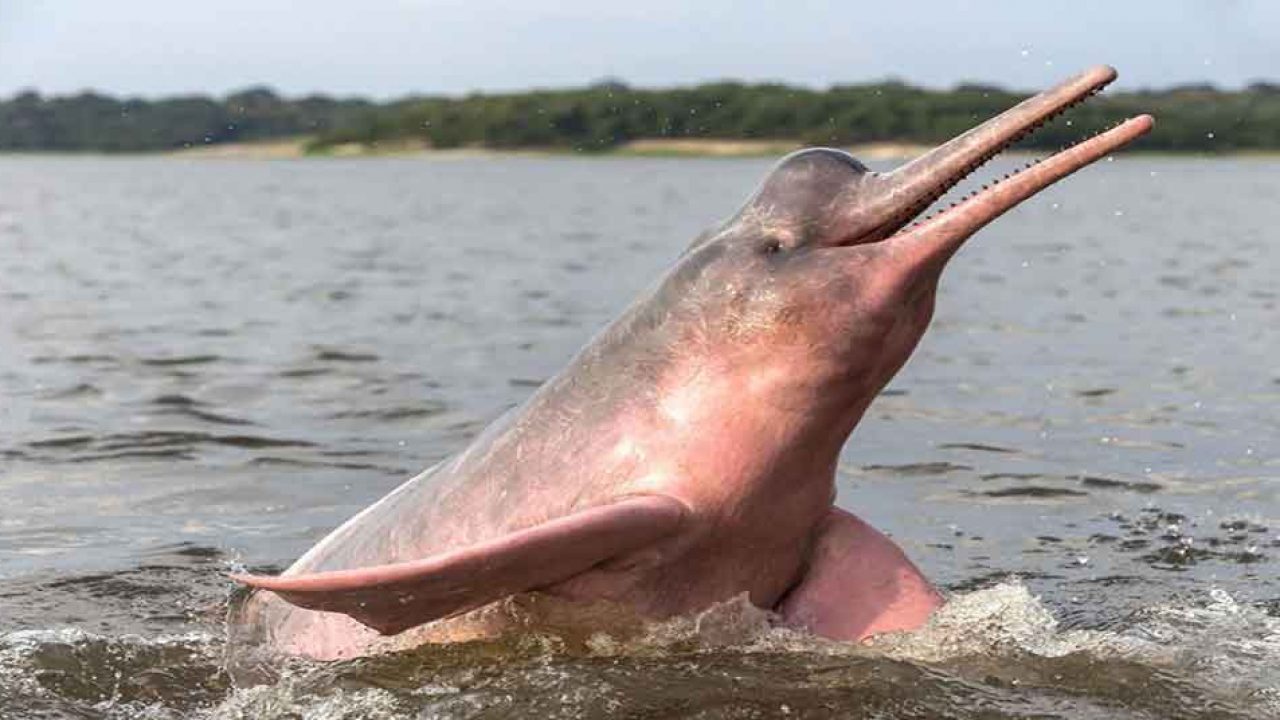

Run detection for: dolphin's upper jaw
[[826, 65, 1153, 265]]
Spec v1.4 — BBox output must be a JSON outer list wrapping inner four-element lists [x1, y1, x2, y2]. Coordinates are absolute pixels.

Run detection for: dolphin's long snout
[[891, 113, 1153, 272], [831, 65, 1152, 266], [886, 65, 1120, 211]]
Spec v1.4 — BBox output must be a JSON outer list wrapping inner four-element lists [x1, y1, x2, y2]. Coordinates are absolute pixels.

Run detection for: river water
[[0, 153, 1277, 718]]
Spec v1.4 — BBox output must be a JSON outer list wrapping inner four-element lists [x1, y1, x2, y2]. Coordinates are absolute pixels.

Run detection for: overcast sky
[[2, 1, 1277, 99]]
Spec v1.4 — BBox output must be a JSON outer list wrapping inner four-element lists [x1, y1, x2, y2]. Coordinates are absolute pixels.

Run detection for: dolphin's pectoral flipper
[[776, 507, 943, 642], [232, 495, 687, 636]]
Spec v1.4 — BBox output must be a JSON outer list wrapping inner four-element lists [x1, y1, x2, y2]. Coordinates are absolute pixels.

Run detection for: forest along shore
[[3, 80, 1279, 156]]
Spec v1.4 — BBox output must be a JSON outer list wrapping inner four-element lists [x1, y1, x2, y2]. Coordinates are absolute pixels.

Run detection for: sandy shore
[[616, 138, 936, 159], [161, 136, 939, 161], [64, 137, 1271, 161], [167, 136, 568, 160], [165, 138, 312, 159]]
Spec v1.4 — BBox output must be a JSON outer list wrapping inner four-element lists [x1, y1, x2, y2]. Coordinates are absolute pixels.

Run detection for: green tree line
[[3, 80, 1278, 153], [0, 87, 371, 152]]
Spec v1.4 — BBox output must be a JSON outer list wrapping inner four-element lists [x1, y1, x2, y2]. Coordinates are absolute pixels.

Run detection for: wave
[[2, 582, 1275, 719]]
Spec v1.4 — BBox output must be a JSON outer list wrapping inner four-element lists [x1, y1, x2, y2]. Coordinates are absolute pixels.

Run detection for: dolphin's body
[[236, 66, 1152, 660]]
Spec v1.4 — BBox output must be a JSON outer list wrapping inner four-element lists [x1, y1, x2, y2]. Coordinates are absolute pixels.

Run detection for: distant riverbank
[[158, 136, 938, 160], [115, 137, 1277, 160], [4, 137, 1273, 161], [6, 80, 1280, 156]]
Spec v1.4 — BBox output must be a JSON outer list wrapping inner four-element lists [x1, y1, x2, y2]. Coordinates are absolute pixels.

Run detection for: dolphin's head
[[655, 66, 1152, 440]]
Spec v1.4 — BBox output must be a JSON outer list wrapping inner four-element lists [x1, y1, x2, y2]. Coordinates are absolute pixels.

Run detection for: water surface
[[1, 154, 1277, 718]]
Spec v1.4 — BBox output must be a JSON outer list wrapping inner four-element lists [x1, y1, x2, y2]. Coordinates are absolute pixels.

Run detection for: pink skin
[[234, 66, 1153, 660]]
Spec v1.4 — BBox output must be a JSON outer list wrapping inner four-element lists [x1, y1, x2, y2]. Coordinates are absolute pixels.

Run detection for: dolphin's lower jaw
[[233, 67, 1152, 660]]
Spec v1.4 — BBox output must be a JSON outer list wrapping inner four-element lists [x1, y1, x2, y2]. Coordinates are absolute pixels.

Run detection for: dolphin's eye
[[760, 238, 784, 255]]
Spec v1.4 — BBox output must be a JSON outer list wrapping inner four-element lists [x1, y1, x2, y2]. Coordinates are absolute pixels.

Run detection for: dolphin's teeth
[[930, 85, 1105, 216], [938, 74, 1113, 207]]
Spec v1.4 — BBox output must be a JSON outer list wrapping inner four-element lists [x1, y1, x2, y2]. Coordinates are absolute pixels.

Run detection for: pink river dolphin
[[234, 66, 1153, 660]]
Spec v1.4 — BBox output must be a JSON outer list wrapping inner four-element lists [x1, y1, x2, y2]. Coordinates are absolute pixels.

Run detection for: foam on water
[[3, 583, 1276, 719], [1133, 588, 1280, 712]]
